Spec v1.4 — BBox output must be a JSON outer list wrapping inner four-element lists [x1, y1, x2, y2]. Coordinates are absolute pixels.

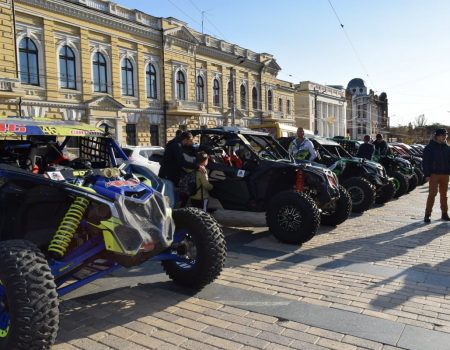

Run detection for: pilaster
[[80, 29, 92, 101], [43, 19, 58, 100]]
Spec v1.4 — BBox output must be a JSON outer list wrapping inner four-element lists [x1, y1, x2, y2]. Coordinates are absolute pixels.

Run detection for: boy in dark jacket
[[356, 135, 375, 160], [422, 128, 450, 222]]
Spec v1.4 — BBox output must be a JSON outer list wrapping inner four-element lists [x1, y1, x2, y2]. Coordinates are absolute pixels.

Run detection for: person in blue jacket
[[422, 128, 450, 222]]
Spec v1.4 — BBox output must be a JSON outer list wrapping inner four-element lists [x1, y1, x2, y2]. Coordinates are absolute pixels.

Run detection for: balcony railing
[[167, 100, 205, 115]]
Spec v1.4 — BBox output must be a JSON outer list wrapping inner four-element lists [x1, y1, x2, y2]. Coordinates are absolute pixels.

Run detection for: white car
[[121, 146, 164, 175]]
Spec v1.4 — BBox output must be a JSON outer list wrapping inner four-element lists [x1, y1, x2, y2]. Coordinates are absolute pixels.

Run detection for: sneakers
[[424, 215, 431, 223], [442, 213, 450, 221]]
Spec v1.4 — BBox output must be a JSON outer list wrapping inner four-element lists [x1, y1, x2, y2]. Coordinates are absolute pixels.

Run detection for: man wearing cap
[[422, 128, 450, 222]]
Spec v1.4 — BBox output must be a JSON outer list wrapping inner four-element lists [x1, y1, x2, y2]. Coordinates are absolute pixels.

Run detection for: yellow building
[[0, 0, 296, 145]]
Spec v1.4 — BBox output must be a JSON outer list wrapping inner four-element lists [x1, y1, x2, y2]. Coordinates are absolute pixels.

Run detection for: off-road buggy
[[389, 143, 425, 185], [331, 138, 417, 197], [190, 127, 351, 245], [0, 117, 226, 349], [279, 135, 395, 213]]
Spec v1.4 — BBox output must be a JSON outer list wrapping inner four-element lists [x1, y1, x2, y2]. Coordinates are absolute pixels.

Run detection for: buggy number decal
[[42, 126, 57, 135], [105, 179, 140, 188], [0, 123, 26, 133], [237, 170, 246, 177]]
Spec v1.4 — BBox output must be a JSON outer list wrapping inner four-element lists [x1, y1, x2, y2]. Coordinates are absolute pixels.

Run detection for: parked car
[[0, 117, 226, 349], [190, 127, 352, 245], [121, 145, 164, 175]]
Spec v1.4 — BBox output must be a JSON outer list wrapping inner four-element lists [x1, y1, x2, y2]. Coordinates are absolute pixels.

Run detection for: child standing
[[190, 151, 213, 211]]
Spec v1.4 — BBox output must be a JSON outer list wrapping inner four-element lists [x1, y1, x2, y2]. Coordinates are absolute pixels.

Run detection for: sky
[[117, 0, 450, 127]]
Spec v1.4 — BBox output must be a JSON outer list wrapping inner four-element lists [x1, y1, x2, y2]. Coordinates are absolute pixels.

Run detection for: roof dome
[[347, 78, 366, 89], [379, 92, 387, 101]]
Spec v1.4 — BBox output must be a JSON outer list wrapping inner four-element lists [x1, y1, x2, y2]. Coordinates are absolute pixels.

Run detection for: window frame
[[240, 84, 247, 110], [59, 45, 77, 90], [19, 37, 40, 86], [267, 90, 273, 111], [126, 123, 137, 146], [93, 52, 108, 93], [252, 86, 258, 110], [213, 78, 221, 106], [121, 58, 135, 96], [146, 63, 157, 99], [196, 75, 205, 103], [176, 70, 186, 100]]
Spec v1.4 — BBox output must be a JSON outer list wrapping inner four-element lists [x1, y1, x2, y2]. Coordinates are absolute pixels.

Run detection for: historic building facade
[[294, 81, 347, 137], [346, 78, 389, 140], [0, 0, 296, 146]]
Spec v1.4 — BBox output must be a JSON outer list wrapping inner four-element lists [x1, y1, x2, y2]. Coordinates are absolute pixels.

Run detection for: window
[[126, 124, 137, 146], [150, 124, 159, 146], [278, 98, 283, 112], [176, 71, 186, 100], [19, 37, 39, 86], [213, 79, 220, 106], [196, 76, 204, 102], [252, 86, 258, 110], [146, 63, 157, 99], [93, 52, 107, 93], [240, 85, 246, 110], [287, 100, 291, 114], [121, 58, 134, 96], [59, 45, 76, 89], [226, 81, 233, 107], [267, 90, 273, 111]]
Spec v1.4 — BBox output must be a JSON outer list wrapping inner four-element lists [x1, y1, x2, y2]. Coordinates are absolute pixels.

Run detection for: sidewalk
[[54, 184, 450, 350]]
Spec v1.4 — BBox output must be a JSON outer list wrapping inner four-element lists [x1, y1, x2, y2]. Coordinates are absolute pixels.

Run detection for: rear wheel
[[321, 185, 352, 226], [390, 171, 409, 198], [342, 177, 375, 213], [407, 173, 418, 192], [266, 191, 320, 245], [0, 240, 59, 350], [161, 208, 226, 290], [375, 181, 395, 204]]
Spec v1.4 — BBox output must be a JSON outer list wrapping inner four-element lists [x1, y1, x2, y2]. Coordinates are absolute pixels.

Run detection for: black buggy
[[191, 127, 351, 245]]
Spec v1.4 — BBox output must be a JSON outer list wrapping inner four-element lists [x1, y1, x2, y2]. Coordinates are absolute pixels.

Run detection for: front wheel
[[321, 185, 352, 226], [342, 177, 375, 213], [375, 181, 395, 204], [266, 191, 320, 245], [414, 167, 425, 185], [161, 208, 226, 290], [0, 240, 59, 350], [407, 173, 418, 192], [390, 171, 409, 198]]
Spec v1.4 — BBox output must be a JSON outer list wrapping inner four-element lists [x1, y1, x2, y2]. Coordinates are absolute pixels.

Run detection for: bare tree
[[414, 114, 427, 128]]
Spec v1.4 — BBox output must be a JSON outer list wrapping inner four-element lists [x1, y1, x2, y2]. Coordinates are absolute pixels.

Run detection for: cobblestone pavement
[[53, 184, 450, 350]]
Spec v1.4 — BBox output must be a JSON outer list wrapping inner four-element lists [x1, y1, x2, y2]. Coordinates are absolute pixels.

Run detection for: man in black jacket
[[373, 134, 388, 156], [422, 128, 450, 222], [356, 135, 375, 160]]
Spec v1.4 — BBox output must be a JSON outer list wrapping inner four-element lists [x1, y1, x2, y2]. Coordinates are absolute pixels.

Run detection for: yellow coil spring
[[48, 196, 90, 257]]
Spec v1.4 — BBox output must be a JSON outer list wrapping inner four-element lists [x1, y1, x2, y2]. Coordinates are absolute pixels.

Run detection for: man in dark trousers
[[373, 133, 388, 156], [422, 128, 450, 222], [356, 135, 375, 160]]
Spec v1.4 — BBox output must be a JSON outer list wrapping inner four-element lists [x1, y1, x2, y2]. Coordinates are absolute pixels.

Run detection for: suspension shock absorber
[[295, 170, 305, 192], [48, 196, 90, 258]]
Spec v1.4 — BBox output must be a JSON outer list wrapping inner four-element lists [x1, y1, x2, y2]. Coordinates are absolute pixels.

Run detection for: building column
[[43, 19, 57, 101], [80, 29, 92, 102]]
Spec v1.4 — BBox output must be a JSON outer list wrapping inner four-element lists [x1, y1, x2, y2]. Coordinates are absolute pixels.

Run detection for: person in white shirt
[[288, 127, 317, 162]]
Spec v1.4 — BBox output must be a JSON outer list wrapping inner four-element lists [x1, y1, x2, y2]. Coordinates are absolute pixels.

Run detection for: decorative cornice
[[18, 0, 161, 42]]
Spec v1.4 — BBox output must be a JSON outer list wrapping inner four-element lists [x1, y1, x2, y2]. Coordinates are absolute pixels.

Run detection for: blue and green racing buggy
[[0, 117, 226, 349]]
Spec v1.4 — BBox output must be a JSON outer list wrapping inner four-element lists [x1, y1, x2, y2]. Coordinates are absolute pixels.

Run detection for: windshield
[[241, 134, 290, 160]]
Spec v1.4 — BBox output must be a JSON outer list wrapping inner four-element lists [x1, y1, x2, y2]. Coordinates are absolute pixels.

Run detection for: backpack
[[179, 171, 199, 196]]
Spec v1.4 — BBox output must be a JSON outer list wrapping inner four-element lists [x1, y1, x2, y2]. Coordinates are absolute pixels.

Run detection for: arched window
[[287, 100, 291, 114], [227, 81, 233, 107], [176, 71, 186, 100], [19, 37, 39, 85], [59, 45, 76, 89], [252, 86, 258, 110], [121, 58, 134, 96], [213, 79, 220, 106], [146, 63, 157, 99], [240, 85, 246, 110], [93, 52, 107, 93], [196, 76, 204, 102], [278, 98, 283, 112], [267, 90, 273, 111]]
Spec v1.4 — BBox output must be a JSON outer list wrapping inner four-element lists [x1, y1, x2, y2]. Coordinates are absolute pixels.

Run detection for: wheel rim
[[277, 205, 302, 231], [347, 186, 365, 205], [171, 232, 198, 270], [393, 178, 400, 192], [0, 280, 9, 338]]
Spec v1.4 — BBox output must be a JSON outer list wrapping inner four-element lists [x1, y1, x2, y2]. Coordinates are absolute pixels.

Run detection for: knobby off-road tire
[[0, 240, 59, 350], [414, 167, 425, 185], [321, 185, 352, 226], [390, 171, 409, 198], [162, 208, 226, 290], [342, 177, 375, 213], [375, 181, 395, 205], [266, 191, 320, 245], [407, 173, 418, 192]]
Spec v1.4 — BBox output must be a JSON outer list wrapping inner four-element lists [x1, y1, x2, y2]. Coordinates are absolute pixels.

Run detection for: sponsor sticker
[[105, 178, 140, 188], [237, 169, 246, 177]]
